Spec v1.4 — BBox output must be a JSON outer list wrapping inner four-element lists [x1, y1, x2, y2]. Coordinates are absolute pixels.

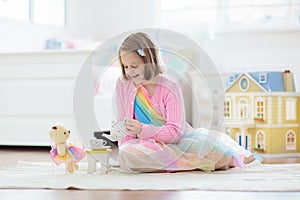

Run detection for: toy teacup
[[103, 119, 127, 142], [90, 139, 108, 149]]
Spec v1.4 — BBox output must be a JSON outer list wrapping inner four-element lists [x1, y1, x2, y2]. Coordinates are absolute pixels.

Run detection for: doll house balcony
[[223, 103, 256, 128], [223, 116, 255, 128]]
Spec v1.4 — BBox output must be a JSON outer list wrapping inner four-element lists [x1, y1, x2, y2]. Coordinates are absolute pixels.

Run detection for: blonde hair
[[118, 32, 164, 81]]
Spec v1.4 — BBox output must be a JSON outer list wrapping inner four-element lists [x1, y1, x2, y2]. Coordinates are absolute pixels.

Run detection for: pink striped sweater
[[115, 75, 192, 146]]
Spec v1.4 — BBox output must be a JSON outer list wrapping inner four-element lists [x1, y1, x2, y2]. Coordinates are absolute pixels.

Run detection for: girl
[[114, 32, 259, 172]]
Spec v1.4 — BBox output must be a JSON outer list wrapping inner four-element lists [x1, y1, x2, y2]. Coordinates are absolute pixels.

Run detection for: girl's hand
[[125, 118, 142, 135]]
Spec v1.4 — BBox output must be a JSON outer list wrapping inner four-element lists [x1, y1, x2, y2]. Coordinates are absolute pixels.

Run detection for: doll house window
[[255, 131, 265, 151], [255, 98, 265, 120], [239, 77, 249, 92], [259, 73, 267, 83], [238, 99, 249, 119], [224, 100, 231, 117], [285, 98, 296, 120], [229, 75, 235, 84], [286, 130, 296, 150]]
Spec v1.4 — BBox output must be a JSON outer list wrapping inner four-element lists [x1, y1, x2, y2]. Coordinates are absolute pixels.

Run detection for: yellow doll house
[[223, 69, 300, 156]]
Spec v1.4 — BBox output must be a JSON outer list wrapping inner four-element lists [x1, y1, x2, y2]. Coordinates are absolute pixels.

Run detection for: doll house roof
[[225, 70, 296, 92]]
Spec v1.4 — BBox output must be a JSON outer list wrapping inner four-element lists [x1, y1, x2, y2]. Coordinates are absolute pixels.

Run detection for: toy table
[[85, 148, 112, 174]]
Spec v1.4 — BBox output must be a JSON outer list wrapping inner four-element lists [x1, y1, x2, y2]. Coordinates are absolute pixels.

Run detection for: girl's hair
[[118, 32, 164, 81]]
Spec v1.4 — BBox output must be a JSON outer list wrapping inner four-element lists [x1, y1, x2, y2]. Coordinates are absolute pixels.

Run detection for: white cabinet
[[0, 50, 92, 146]]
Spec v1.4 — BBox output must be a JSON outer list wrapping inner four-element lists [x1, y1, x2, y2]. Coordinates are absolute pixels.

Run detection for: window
[[286, 130, 296, 150], [159, 0, 218, 40], [159, 0, 300, 34], [238, 98, 249, 118], [0, 0, 29, 21], [259, 73, 267, 83], [286, 98, 296, 120], [160, 0, 218, 26], [239, 77, 250, 91], [224, 0, 297, 29], [32, 0, 65, 26], [0, 0, 65, 26], [229, 75, 235, 84], [224, 100, 231, 117], [255, 98, 265, 119], [256, 130, 265, 150]]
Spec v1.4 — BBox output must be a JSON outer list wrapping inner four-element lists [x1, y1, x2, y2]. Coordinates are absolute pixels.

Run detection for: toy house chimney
[[283, 69, 294, 92]]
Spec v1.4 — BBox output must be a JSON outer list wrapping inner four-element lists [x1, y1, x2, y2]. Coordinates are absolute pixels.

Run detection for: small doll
[[49, 125, 86, 173]]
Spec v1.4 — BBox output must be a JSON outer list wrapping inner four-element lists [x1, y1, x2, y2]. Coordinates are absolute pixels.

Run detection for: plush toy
[[49, 125, 86, 173]]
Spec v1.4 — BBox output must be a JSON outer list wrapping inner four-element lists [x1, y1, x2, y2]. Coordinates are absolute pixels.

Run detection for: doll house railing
[[223, 117, 255, 127]]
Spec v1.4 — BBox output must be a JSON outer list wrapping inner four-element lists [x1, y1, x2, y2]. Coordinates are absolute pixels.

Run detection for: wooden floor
[[1, 146, 300, 200]]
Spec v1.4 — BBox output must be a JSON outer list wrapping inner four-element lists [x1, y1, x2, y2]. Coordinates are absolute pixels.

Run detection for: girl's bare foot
[[215, 165, 230, 171], [243, 155, 255, 164]]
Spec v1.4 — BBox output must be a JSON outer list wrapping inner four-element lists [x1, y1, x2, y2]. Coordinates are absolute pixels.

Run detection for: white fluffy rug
[[1, 161, 300, 191]]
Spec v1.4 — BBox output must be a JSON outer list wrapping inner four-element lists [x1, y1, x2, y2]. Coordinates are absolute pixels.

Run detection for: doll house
[[223, 69, 300, 155]]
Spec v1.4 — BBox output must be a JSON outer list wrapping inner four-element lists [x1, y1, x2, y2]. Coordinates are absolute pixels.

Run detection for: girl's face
[[121, 51, 146, 84]]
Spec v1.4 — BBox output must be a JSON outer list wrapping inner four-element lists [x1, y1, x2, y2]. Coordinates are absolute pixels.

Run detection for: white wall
[[203, 30, 300, 91], [66, 0, 156, 40], [0, 0, 157, 52], [0, 17, 67, 52]]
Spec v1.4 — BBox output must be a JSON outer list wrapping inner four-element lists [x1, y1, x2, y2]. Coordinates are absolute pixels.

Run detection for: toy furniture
[[86, 148, 112, 174]]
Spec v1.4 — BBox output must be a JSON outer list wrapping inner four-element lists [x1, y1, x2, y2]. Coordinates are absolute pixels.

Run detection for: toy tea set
[[49, 120, 127, 174]]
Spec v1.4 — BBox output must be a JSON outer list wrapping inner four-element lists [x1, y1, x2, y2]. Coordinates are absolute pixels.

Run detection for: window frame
[[255, 97, 266, 120], [285, 98, 296, 120], [229, 75, 235, 84], [0, 0, 65, 27], [286, 130, 296, 150], [159, 0, 300, 34], [255, 130, 266, 151], [30, 0, 66, 27], [0, 0, 30, 21], [224, 99, 231, 117], [259, 73, 268, 83]]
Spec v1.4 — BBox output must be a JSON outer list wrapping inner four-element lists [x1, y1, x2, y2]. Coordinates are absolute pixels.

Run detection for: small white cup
[[90, 139, 107, 149]]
